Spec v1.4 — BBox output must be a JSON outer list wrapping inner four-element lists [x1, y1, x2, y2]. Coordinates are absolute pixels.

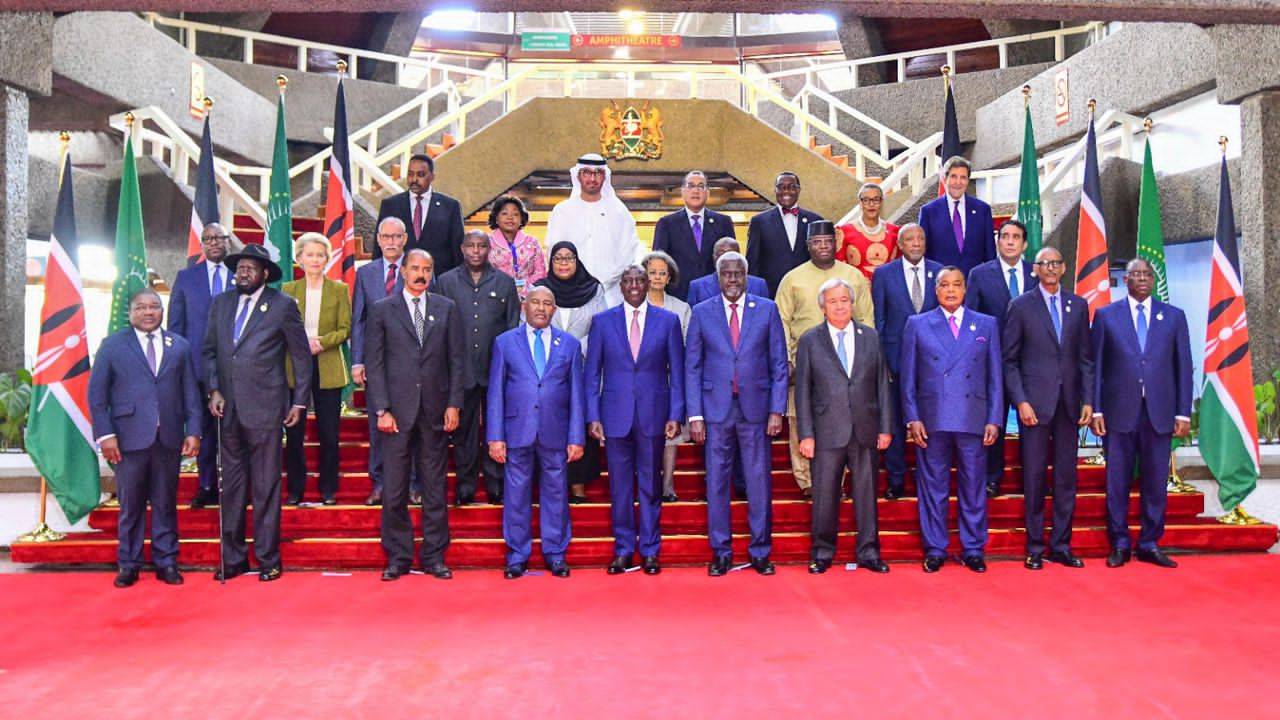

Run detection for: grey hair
[[942, 155, 972, 176], [525, 285, 556, 303], [857, 181, 883, 198], [293, 231, 331, 258], [405, 248, 433, 263], [378, 216, 407, 234], [464, 228, 490, 244], [641, 250, 680, 288], [715, 250, 748, 275], [816, 278, 854, 309], [897, 222, 925, 243], [683, 170, 708, 186]]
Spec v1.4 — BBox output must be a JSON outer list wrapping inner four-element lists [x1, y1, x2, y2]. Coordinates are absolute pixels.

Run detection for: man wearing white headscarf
[[544, 153, 642, 303]]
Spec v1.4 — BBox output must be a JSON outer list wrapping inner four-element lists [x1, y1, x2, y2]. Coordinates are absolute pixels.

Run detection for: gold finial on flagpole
[[58, 130, 70, 148], [336, 59, 348, 77], [124, 111, 135, 130], [1219, 135, 1229, 155], [276, 74, 289, 92], [1022, 84, 1031, 108], [941, 64, 951, 93], [203, 96, 214, 112], [1143, 117, 1153, 133], [1087, 98, 1097, 116]]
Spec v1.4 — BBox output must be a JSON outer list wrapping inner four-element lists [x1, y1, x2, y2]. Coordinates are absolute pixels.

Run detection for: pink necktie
[[413, 195, 424, 238], [951, 200, 964, 252], [949, 314, 960, 339], [729, 302, 740, 393], [629, 309, 642, 361]]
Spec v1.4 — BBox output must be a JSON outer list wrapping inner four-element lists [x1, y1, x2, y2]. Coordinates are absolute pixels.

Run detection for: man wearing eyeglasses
[[747, 172, 823, 298], [652, 170, 737, 301], [1002, 245, 1094, 570], [168, 222, 234, 508]]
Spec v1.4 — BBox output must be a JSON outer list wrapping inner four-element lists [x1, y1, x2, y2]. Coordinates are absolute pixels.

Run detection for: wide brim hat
[[223, 243, 284, 283]]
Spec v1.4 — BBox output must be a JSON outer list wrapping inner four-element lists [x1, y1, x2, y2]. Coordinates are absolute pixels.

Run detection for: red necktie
[[413, 195, 424, 239], [384, 262, 397, 296], [782, 207, 799, 216], [729, 302, 740, 393]]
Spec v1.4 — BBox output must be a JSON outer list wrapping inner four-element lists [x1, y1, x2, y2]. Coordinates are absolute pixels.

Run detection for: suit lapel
[[544, 326, 564, 371], [1031, 292, 1061, 346], [928, 310, 958, 357], [236, 291, 270, 346], [155, 330, 177, 377], [392, 294, 420, 348], [1117, 300, 1144, 355]]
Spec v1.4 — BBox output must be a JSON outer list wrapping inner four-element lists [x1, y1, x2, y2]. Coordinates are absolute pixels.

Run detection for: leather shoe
[[454, 494, 475, 507], [808, 558, 831, 574], [801, 487, 813, 500], [641, 556, 661, 575], [156, 566, 184, 585], [409, 490, 424, 505], [365, 490, 382, 506], [488, 493, 503, 505], [113, 568, 139, 588], [322, 495, 337, 506], [884, 486, 903, 501], [548, 561, 570, 578], [861, 558, 891, 573], [190, 488, 217, 509], [662, 493, 678, 503], [1136, 548, 1178, 568], [1048, 551, 1085, 568], [607, 555, 634, 575], [423, 562, 453, 579], [258, 566, 283, 582], [213, 563, 250, 582], [503, 562, 527, 580], [922, 555, 944, 573], [1024, 553, 1044, 570], [1106, 548, 1131, 568], [381, 565, 409, 581], [285, 494, 302, 506], [962, 555, 987, 573], [568, 494, 588, 505], [986, 482, 1001, 498], [749, 556, 776, 576], [708, 555, 732, 577]]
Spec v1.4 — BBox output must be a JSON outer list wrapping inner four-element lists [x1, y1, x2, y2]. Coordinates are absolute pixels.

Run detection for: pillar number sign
[[1054, 68, 1070, 126]]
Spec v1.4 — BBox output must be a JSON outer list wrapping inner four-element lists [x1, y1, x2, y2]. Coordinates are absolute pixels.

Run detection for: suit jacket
[[686, 273, 768, 307], [433, 265, 520, 389], [584, 304, 686, 437], [1092, 298, 1193, 434], [965, 258, 1037, 328], [794, 322, 894, 449], [374, 189, 465, 275], [746, 205, 823, 297], [871, 258, 942, 375], [89, 329, 202, 452], [486, 326, 586, 449], [351, 257, 405, 367], [202, 287, 312, 430], [281, 277, 351, 389], [365, 292, 464, 429], [651, 209, 736, 300], [167, 260, 230, 384], [918, 194, 996, 274], [900, 308, 1003, 434], [685, 294, 788, 424], [1003, 289, 1094, 420]]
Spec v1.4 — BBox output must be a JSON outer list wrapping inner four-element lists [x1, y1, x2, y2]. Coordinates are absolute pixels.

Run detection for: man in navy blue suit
[[965, 219, 1037, 497], [745, 171, 823, 298], [373, 153, 464, 276], [687, 237, 768, 308], [488, 286, 585, 579], [167, 222, 230, 508], [901, 266, 1003, 573], [871, 223, 941, 499], [587, 266, 685, 575], [1091, 258, 1192, 569], [686, 252, 789, 576], [90, 289, 203, 588], [918, 156, 995, 275], [651, 171, 737, 300], [1003, 246, 1094, 570]]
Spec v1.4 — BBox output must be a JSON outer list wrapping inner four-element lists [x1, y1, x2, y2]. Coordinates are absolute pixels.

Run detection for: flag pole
[[1080, 98, 1107, 467], [333, 58, 362, 419]]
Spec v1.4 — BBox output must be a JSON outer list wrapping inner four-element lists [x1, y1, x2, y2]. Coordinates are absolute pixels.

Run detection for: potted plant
[[0, 369, 33, 452], [1256, 371, 1279, 445]]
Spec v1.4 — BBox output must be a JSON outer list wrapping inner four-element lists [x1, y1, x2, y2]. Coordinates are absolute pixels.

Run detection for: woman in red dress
[[836, 182, 900, 280]]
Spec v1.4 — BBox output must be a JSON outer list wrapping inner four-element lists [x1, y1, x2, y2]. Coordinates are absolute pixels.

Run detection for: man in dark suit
[[365, 249, 464, 581], [167, 222, 231, 508], [794, 278, 893, 575], [1003, 246, 1094, 570], [918, 156, 995, 275], [90, 289, 202, 588], [746, 171, 823, 298], [586, 266, 685, 576], [434, 229, 520, 506], [901, 266, 1003, 573], [374, 153, 464, 276], [965, 219, 1038, 497], [1091, 258, 1193, 569], [686, 252, 789, 576], [488, 286, 585, 579], [203, 244, 311, 582], [651, 171, 737, 300], [870, 223, 941, 499], [687, 236, 768, 308]]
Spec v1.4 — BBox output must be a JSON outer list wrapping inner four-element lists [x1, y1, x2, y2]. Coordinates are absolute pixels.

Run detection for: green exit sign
[[521, 31, 571, 52]]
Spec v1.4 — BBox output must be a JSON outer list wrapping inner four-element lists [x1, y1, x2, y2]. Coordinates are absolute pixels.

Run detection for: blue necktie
[[212, 265, 224, 296], [1136, 304, 1148, 352], [1008, 267, 1020, 298], [233, 296, 252, 344], [1049, 295, 1062, 342], [533, 329, 546, 378], [836, 330, 850, 377]]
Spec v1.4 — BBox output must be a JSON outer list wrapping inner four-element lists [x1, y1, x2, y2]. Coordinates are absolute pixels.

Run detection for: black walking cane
[[216, 414, 225, 585]]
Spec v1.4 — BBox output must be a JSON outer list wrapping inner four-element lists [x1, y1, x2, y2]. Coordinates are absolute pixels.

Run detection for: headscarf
[[567, 152, 620, 205], [535, 241, 601, 309]]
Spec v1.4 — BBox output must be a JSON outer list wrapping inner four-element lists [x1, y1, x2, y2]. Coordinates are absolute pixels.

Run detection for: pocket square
[[975, 336, 988, 343]]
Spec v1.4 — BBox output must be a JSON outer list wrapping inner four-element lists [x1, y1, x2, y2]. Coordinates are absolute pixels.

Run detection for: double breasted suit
[[374, 189, 465, 275], [167, 260, 230, 493], [746, 206, 823, 298], [918, 194, 996, 274], [651, 209, 737, 300]]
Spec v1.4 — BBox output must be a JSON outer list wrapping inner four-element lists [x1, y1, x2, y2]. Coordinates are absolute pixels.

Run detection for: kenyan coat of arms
[[600, 100, 664, 160]]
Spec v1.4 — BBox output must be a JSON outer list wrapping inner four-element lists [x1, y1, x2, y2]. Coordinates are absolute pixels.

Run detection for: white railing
[[837, 131, 945, 225]]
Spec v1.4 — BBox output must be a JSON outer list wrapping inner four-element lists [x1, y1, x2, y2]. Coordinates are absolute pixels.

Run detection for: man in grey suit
[[365, 249, 464, 581], [204, 244, 311, 582], [794, 278, 893, 574]]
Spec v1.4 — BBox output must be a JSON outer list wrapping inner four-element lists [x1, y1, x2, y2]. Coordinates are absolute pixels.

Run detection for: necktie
[[1050, 295, 1062, 341], [782, 207, 799, 216], [413, 195, 424, 238], [629, 308, 642, 361], [949, 314, 960, 340], [211, 265, 223, 296], [836, 330, 850, 377], [412, 296, 425, 346], [1136, 303, 1148, 352], [233, 296, 252, 344], [952, 200, 965, 252], [385, 263, 397, 296], [729, 302, 740, 350], [910, 267, 923, 313], [1008, 267, 1020, 298], [533, 329, 546, 378], [691, 214, 703, 252], [146, 333, 158, 375]]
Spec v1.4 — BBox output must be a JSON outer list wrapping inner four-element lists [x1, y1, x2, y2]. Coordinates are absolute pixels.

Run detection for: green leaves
[[0, 370, 33, 450], [1256, 379, 1277, 443]]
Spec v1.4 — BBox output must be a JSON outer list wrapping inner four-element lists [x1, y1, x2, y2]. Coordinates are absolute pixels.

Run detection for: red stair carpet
[[2, 555, 1278, 719]]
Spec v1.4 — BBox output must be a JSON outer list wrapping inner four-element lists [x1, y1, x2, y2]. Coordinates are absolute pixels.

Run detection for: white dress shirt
[[943, 305, 966, 328], [949, 194, 967, 236], [1001, 257, 1023, 293], [721, 294, 746, 327], [779, 205, 798, 250], [1127, 294, 1153, 332], [624, 300, 648, 337], [411, 188, 433, 235], [136, 327, 164, 373], [827, 321, 855, 375], [525, 323, 550, 365], [902, 256, 927, 290], [402, 288, 430, 324], [206, 261, 228, 294], [232, 285, 266, 337]]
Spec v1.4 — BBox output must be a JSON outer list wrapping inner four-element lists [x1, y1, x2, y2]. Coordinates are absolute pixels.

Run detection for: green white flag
[[1135, 136, 1168, 301], [265, 93, 292, 288], [1016, 104, 1043, 260], [108, 135, 147, 334]]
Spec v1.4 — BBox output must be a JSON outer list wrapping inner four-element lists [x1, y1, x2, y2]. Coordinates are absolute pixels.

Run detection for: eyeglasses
[[1128, 270, 1154, 278], [683, 183, 708, 191], [204, 235, 231, 242], [858, 197, 883, 204], [378, 232, 406, 240], [551, 255, 576, 265], [775, 183, 800, 191], [1034, 260, 1065, 268]]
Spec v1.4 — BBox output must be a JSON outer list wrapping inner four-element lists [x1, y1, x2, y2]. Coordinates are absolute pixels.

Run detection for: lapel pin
[[554, 337, 561, 346], [856, 327, 863, 335], [428, 315, 435, 322], [801, 217, 808, 223], [435, 201, 441, 207], [708, 217, 714, 224], [164, 336, 173, 347], [1065, 305, 1072, 313], [969, 324, 976, 332], [259, 303, 268, 312], [1156, 312, 1164, 321], [748, 301, 756, 308], [489, 291, 497, 297], [927, 271, 934, 279]]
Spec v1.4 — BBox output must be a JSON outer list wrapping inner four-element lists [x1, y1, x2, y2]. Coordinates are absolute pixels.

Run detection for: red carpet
[[2, 555, 1278, 718]]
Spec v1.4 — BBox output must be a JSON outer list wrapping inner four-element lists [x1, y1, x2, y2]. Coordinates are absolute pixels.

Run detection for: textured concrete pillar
[[836, 15, 888, 86], [1238, 90, 1280, 381], [365, 12, 426, 83], [0, 87, 30, 372], [982, 20, 1060, 65]]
